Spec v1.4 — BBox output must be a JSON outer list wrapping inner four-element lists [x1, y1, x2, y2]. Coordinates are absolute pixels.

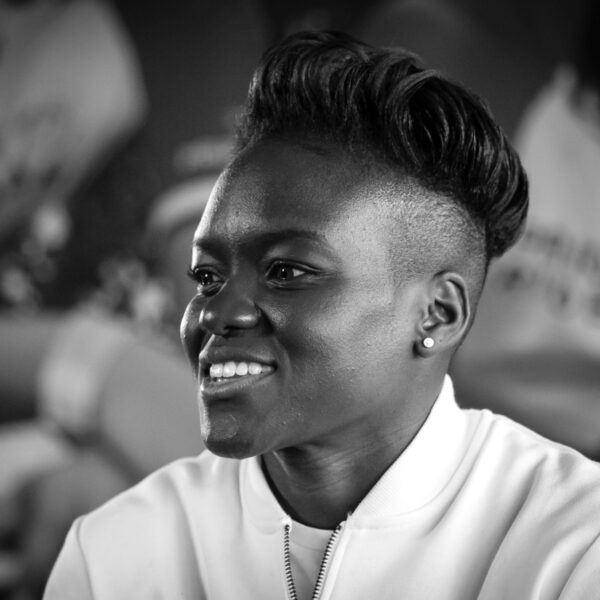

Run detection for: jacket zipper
[[283, 516, 345, 600]]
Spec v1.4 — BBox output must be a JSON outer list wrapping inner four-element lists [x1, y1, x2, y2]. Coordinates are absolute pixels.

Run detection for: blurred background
[[0, 0, 598, 597]]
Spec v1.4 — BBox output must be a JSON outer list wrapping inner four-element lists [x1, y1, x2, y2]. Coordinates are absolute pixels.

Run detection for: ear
[[414, 272, 471, 358]]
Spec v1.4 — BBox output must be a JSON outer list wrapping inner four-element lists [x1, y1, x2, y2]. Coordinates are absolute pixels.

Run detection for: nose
[[199, 281, 260, 336]]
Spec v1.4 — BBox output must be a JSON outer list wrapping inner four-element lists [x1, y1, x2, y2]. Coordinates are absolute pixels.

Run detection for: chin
[[204, 437, 263, 459], [201, 420, 265, 459], [200, 404, 273, 459]]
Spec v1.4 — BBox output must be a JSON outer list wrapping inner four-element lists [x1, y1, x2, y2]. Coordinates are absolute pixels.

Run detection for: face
[[181, 140, 429, 458]]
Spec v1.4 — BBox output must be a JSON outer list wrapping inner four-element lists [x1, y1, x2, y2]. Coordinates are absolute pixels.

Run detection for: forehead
[[194, 140, 398, 245]]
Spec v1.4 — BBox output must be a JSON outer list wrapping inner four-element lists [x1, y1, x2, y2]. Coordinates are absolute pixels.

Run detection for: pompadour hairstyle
[[236, 30, 528, 262]]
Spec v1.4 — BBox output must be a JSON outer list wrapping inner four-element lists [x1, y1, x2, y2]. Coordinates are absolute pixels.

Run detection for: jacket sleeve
[[43, 517, 95, 600]]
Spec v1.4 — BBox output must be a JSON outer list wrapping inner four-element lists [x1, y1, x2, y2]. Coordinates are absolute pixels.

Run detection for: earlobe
[[415, 272, 470, 358]]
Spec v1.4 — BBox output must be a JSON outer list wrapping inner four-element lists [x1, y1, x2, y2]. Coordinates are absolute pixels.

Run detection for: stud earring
[[422, 337, 435, 349]]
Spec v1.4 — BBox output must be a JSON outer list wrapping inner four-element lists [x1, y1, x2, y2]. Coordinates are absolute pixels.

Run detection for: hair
[[235, 30, 528, 266]]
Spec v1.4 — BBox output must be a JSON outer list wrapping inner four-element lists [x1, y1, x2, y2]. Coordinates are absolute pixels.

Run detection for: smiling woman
[[44, 31, 600, 600]]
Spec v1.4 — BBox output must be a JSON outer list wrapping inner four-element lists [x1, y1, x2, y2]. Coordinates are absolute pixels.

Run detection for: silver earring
[[422, 337, 435, 349]]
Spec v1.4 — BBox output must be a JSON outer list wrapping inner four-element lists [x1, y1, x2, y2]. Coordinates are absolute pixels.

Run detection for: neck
[[262, 373, 447, 529], [261, 423, 422, 529]]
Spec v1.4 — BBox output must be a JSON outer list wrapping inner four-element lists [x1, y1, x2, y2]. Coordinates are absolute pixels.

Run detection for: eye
[[266, 262, 307, 283], [187, 266, 223, 294]]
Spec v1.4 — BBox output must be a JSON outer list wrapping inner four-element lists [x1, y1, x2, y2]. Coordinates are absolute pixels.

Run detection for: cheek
[[281, 289, 411, 380], [180, 299, 204, 367], [270, 289, 387, 369]]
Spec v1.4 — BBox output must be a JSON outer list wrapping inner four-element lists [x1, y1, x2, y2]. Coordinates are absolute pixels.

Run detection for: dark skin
[[261, 423, 430, 528], [181, 139, 472, 528]]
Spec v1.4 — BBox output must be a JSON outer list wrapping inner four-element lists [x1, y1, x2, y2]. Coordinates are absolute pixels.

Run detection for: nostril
[[199, 306, 228, 337], [199, 305, 235, 338], [199, 293, 260, 335]]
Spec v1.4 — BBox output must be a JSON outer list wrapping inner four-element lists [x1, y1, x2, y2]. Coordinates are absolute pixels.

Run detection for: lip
[[199, 346, 276, 376], [200, 367, 275, 401], [198, 344, 277, 400]]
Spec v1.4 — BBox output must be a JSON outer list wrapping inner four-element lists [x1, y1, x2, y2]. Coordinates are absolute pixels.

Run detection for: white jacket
[[44, 378, 600, 599]]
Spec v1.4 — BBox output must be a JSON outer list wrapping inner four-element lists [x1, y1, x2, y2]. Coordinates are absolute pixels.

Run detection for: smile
[[207, 361, 275, 382], [200, 360, 275, 400]]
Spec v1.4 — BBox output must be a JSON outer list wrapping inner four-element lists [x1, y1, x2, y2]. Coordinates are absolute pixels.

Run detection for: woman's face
[[180, 139, 428, 458]]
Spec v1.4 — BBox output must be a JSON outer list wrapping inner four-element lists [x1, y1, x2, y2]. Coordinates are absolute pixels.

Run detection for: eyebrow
[[193, 228, 336, 256]]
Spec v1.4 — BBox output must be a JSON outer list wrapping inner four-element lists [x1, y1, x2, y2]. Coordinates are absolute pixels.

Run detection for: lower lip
[[200, 369, 275, 400]]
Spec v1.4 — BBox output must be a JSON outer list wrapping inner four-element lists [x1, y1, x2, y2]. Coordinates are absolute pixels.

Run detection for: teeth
[[210, 363, 223, 378], [248, 362, 262, 375], [222, 361, 236, 378], [208, 361, 270, 379]]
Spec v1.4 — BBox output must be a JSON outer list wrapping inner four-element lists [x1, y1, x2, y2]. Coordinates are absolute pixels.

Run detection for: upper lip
[[199, 345, 276, 375]]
